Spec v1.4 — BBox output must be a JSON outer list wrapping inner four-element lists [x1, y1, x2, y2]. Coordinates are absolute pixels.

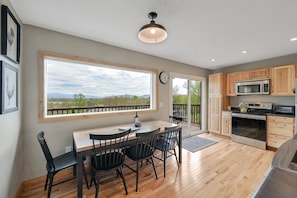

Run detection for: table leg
[[179, 127, 182, 163], [77, 153, 83, 198]]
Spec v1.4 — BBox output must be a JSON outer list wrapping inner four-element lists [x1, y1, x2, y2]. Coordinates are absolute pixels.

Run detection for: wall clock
[[159, 71, 169, 84]]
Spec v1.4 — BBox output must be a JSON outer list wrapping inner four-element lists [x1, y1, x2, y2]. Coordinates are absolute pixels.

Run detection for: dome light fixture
[[138, 12, 168, 44]]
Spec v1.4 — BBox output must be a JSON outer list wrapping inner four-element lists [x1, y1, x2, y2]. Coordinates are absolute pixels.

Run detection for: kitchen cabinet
[[209, 73, 223, 95], [208, 73, 229, 134], [267, 115, 295, 148], [236, 68, 269, 82], [226, 72, 237, 96], [221, 111, 232, 136], [270, 64, 296, 96], [250, 68, 269, 79], [236, 71, 251, 81]]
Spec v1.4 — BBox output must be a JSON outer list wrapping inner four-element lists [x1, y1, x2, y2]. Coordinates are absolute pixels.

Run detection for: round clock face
[[159, 71, 169, 84]]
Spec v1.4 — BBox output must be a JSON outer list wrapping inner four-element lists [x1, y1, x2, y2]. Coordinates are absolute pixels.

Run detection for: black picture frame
[[0, 61, 18, 114], [1, 5, 21, 64]]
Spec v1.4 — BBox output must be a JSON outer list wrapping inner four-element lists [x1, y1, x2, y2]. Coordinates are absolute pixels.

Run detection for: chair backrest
[[161, 125, 181, 150], [134, 128, 160, 159], [89, 129, 131, 170], [37, 131, 55, 171], [169, 115, 183, 124]]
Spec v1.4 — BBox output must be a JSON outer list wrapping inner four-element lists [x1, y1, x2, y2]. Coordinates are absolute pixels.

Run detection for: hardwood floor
[[21, 133, 275, 198]]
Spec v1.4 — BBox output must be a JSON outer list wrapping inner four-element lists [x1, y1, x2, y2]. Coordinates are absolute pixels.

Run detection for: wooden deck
[[20, 133, 275, 198]]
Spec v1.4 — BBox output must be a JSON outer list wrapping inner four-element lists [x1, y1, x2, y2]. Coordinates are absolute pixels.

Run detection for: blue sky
[[46, 59, 151, 97]]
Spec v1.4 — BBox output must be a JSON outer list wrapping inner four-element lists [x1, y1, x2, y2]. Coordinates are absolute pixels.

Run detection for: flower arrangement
[[240, 103, 249, 112]]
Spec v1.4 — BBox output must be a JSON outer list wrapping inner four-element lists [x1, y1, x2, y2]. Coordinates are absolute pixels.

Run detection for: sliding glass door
[[170, 73, 206, 138]]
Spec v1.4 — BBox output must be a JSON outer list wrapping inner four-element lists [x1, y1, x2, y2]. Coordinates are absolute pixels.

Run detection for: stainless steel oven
[[231, 102, 272, 150]]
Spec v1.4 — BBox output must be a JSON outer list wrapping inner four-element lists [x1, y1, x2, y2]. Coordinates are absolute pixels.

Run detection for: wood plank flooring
[[20, 133, 275, 198]]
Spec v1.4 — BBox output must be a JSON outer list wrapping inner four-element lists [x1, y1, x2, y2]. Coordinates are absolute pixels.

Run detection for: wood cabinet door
[[226, 73, 236, 96], [270, 65, 295, 96], [209, 73, 223, 95], [250, 68, 269, 79], [208, 96, 222, 133], [221, 111, 231, 136], [267, 116, 295, 148], [236, 71, 251, 81]]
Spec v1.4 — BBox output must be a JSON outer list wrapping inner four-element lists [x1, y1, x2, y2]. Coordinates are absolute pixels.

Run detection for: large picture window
[[39, 51, 157, 121]]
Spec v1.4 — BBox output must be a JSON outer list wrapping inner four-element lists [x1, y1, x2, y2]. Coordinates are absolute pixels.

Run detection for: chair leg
[[44, 173, 49, 190], [151, 157, 158, 180], [173, 148, 179, 165], [117, 167, 128, 195], [47, 173, 54, 198], [163, 151, 167, 177], [136, 161, 139, 192], [95, 178, 100, 198]]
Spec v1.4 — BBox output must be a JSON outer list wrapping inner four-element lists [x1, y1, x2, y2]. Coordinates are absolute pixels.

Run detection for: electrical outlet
[[65, 146, 72, 153]]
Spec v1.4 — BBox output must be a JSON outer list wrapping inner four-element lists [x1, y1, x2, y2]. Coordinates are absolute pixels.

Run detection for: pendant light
[[138, 12, 168, 43]]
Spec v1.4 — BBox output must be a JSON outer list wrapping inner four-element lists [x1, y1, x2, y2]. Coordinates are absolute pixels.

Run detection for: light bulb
[[150, 28, 156, 34]]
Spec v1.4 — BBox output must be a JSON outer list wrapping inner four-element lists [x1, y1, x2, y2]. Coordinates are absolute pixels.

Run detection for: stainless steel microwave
[[235, 79, 269, 95]]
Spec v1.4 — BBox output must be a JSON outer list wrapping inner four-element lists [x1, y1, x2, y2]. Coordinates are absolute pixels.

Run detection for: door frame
[[169, 72, 207, 137]]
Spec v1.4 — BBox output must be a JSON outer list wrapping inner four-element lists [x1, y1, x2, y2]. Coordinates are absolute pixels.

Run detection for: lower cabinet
[[221, 111, 232, 137], [267, 116, 295, 148]]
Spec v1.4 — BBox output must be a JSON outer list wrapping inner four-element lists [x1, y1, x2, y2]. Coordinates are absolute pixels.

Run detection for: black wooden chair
[[154, 125, 181, 177], [124, 128, 160, 192], [89, 129, 131, 198], [37, 131, 89, 198], [169, 115, 183, 124]]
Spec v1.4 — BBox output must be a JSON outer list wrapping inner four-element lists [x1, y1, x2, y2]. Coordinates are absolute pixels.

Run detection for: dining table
[[73, 120, 183, 198]]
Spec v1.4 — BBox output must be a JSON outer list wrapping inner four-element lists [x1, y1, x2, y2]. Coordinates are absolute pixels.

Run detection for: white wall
[[22, 25, 210, 180], [0, 1, 23, 198]]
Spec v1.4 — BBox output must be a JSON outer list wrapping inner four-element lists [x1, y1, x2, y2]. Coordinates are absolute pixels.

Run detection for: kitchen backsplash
[[230, 95, 294, 107]]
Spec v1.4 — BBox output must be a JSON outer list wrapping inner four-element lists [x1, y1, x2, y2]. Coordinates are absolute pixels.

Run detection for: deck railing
[[47, 104, 201, 125], [172, 104, 201, 125]]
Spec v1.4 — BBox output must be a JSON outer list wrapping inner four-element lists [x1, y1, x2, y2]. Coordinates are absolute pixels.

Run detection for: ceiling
[[9, 0, 297, 70]]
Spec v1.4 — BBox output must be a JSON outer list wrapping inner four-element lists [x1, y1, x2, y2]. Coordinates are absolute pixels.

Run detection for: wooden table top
[[73, 120, 178, 152]]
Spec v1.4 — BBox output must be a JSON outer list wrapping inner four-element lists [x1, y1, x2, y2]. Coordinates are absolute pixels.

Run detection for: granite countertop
[[253, 139, 297, 197], [266, 113, 295, 118]]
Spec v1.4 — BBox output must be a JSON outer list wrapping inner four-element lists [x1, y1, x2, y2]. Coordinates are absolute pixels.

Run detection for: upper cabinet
[[236, 71, 251, 81], [270, 64, 296, 96], [236, 68, 269, 82], [225, 65, 296, 96], [226, 72, 237, 96], [250, 68, 269, 79], [209, 73, 224, 95]]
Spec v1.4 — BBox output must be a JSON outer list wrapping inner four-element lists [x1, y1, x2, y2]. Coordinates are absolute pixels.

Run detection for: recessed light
[[290, 37, 297, 42], [211, 59, 216, 62], [241, 50, 247, 54]]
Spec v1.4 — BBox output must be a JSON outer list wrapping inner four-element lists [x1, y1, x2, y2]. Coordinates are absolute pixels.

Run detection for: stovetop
[[231, 102, 273, 116], [231, 108, 272, 116]]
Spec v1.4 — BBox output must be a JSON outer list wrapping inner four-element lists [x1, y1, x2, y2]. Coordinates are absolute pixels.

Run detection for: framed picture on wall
[[1, 5, 21, 64], [0, 61, 18, 114]]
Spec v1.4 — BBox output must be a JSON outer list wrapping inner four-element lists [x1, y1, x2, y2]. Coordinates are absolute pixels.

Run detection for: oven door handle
[[231, 113, 266, 121]]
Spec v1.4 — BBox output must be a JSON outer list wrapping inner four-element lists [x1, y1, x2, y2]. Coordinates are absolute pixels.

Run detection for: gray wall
[[22, 25, 210, 180], [213, 54, 297, 107], [0, 1, 23, 198]]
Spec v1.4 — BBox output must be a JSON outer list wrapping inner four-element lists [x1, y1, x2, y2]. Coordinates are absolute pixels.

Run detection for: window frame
[[38, 51, 158, 122]]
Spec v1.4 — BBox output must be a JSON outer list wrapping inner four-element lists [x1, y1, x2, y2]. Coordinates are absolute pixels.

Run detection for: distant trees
[[73, 93, 87, 106], [173, 81, 201, 104], [47, 93, 150, 108]]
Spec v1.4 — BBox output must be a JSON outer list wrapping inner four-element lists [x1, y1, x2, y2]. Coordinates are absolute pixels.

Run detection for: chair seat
[[92, 152, 125, 170], [47, 151, 77, 172], [126, 144, 154, 160]]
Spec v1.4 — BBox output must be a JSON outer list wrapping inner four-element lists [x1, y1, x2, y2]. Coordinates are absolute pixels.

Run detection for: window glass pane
[[42, 56, 156, 118]]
